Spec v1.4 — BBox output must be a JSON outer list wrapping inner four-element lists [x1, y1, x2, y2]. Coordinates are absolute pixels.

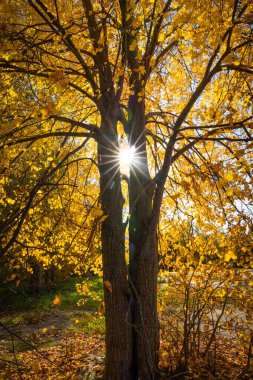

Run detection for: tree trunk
[[29, 260, 41, 295], [99, 111, 133, 380], [44, 264, 55, 289], [128, 98, 159, 380], [99, 99, 159, 379]]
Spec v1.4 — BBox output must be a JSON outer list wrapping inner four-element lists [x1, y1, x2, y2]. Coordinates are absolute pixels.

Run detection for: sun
[[119, 145, 136, 171]]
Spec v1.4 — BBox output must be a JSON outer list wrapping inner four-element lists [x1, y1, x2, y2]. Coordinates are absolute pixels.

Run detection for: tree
[[0, 0, 252, 378]]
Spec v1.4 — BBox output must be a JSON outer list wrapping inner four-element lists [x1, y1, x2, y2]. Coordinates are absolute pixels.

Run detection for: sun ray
[[119, 145, 136, 171]]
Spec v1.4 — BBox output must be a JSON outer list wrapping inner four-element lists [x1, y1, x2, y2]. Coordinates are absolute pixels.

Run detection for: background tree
[[0, 1, 253, 379]]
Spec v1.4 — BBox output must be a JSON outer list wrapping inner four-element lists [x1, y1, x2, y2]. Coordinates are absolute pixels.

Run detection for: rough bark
[[128, 97, 159, 380], [98, 84, 159, 379], [99, 111, 133, 380]]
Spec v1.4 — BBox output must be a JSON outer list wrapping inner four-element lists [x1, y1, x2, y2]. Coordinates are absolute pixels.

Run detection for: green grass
[[0, 310, 46, 325], [0, 276, 103, 325], [70, 311, 105, 334]]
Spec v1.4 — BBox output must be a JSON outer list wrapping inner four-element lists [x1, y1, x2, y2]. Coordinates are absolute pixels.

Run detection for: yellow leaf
[[224, 173, 234, 181], [82, 283, 89, 293], [90, 207, 104, 218], [171, 193, 180, 200], [157, 301, 163, 313], [129, 39, 137, 52], [6, 198, 15, 205], [181, 180, 190, 190], [37, 90, 44, 100], [128, 0, 135, 9], [158, 32, 165, 43], [224, 55, 233, 65], [40, 107, 50, 118], [217, 288, 226, 297], [104, 280, 112, 293], [226, 188, 233, 197], [31, 360, 40, 373], [7, 274, 16, 282], [234, 149, 244, 158], [0, 372, 9, 380], [99, 214, 108, 222], [224, 250, 237, 262], [51, 294, 62, 306], [138, 65, 145, 75]]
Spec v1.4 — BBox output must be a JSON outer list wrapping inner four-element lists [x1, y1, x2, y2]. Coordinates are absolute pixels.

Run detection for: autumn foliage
[[0, 0, 253, 379]]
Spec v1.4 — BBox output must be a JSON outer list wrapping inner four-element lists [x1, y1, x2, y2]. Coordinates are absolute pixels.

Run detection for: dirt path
[[0, 310, 81, 352]]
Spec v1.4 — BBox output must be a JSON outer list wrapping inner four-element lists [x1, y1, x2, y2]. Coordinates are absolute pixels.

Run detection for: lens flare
[[119, 145, 136, 170]]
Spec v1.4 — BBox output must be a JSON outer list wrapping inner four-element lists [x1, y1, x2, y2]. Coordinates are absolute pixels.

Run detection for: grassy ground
[[0, 276, 104, 333]]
